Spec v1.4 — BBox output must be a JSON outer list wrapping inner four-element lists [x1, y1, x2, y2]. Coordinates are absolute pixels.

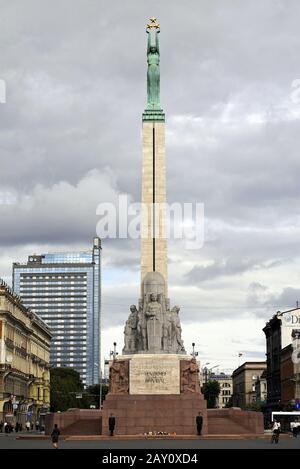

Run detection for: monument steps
[[61, 418, 101, 436], [208, 417, 249, 435], [207, 409, 264, 435]]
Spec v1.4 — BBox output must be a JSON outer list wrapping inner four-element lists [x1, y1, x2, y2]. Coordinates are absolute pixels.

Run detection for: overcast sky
[[1, 0, 300, 372]]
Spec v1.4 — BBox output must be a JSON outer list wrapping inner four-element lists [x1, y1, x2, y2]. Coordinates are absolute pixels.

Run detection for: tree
[[82, 384, 109, 409], [50, 367, 84, 412], [202, 380, 221, 408], [245, 401, 264, 412]]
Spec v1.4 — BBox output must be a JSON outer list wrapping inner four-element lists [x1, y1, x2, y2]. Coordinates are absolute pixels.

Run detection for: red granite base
[[102, 393, 207, 436]]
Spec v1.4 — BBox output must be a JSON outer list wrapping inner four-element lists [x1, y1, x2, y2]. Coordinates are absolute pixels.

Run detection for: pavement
[[1, 432, 300, 449]]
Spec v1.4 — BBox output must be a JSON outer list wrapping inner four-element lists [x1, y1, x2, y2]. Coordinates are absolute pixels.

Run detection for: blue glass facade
[[13, 238, 101, 386]]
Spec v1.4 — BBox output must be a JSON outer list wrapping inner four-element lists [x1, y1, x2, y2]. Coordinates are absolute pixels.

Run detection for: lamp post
[[203, 363, 210, 384], [113, 342, 117, 360], [99, 366, 102, 410], [191, 343, 199, 359], [93, 362, 102, 410]]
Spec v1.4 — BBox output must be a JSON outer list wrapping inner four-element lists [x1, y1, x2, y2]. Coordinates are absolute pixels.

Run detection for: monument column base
[[102, 393, 207, 436], [102, 354, 207, 436]]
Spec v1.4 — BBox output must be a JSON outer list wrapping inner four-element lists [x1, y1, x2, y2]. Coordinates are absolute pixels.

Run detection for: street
[[1, 433, 300, 449]]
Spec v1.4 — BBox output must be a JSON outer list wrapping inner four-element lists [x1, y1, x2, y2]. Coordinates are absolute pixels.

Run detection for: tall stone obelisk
[[141, 17, 168, 294], [102, 19, 208, 436]]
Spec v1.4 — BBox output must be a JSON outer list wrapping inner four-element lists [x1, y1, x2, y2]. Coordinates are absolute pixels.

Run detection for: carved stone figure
[[162, 310, 173, 351], [123, 305, 138, 353], [181, 359, 200, 393], [109, 360, 129, 394], [137, 304, 147, 350], [122, 271, 185, 354], [145, 293, 163, 352], [171, 306, 185, 353]]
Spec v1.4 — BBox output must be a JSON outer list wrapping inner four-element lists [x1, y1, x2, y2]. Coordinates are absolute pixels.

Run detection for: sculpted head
[[150, 293, 157, 302], [150, 46, 157, 53], [130, 305, 137, 314]]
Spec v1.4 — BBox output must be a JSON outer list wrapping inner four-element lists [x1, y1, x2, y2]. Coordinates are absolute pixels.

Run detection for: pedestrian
[[25, 420, 30, 432], [51, 424, 60, 449], [0, 421, 3, 433], [35, 420, 39, 431], [291, 420, 298, 438], [108, 413, 116, 437], [271, 419, 281, 444], [196, 411, 203, 436], [4, 422, 8, 434], [15, 422, 19, 433]]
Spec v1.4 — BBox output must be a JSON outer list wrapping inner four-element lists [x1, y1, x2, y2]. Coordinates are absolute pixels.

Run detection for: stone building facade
[[232, 362, 266, 408], [263, 308, 300, 416], [210, 373, 233, 408], [281, 330, 300, 409], [0, 281, 52, 426]]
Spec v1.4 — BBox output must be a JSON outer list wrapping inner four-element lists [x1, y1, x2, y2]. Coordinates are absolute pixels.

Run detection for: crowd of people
[[0, 420, 45, 434]]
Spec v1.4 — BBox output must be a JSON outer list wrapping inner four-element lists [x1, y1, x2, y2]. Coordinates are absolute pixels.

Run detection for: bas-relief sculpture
[[180, 358, 201, 394], [123, 272, 186, 355], [109, 360, 129, 394]]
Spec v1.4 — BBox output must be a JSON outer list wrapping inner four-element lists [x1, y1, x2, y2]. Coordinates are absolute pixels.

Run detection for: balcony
[[4, 337, 14, 349]]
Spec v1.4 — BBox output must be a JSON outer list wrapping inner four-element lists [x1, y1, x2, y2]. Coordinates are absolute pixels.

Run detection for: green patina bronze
[[147, 27, 160, 109], [143, 18, 165, 122]]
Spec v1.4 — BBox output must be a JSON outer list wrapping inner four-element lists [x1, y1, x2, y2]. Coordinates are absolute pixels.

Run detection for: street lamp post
[[99, 367, 102, 410], [203, 363, 210, 384]]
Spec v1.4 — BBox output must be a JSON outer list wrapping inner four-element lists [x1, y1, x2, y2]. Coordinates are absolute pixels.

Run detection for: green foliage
[[83, 384, 109, 408], [202, 380, 221, 408], [50, 367, 84, 412], [50, 368, 110, 412], [245, 401, 264, 412]]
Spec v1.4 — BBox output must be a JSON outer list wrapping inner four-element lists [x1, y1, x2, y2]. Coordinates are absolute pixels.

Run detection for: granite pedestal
[[102, 354, 207, 436]]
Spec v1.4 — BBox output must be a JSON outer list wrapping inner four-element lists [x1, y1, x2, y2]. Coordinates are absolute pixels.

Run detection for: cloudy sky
[[1, 0, 300, 372]]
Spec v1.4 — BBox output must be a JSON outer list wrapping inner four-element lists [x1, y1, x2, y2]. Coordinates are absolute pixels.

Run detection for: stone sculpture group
[[123, 273, 185, 355]]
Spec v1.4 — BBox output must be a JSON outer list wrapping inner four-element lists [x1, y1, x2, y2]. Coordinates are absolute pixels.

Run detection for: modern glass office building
[[13, 238, 101, 386]]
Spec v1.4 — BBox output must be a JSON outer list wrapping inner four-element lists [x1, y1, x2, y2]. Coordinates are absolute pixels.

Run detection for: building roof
[[0, 278, 52, 337], [232, 361, 266, 377]]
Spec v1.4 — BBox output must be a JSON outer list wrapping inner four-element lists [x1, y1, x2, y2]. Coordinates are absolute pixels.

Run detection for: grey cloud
[[1, 1, 300, 361], [185, 256, 279, 284]]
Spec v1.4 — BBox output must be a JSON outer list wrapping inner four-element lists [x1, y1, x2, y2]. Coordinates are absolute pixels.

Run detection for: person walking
[[108, 413, 116, 437], [291, 419, 300, 438], [196, 411, 203, 436], [51, 424, 60, 449], [271, 419, 281, 444], [25, 421, 31, 432], [0, 421, 3, 433]]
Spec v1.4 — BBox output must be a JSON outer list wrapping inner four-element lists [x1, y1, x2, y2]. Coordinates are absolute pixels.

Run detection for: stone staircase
[[208, 416, 249, 435], [207, 409, 263, 435], [61, 418, 101, 436]]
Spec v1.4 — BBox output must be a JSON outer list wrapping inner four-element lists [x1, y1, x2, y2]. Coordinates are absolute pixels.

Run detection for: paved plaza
[[1, 433, 300, 449]]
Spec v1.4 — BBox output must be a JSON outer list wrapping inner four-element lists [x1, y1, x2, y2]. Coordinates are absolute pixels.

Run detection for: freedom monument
[[45, 19, 264, 438], [102, 18, 208, 436]]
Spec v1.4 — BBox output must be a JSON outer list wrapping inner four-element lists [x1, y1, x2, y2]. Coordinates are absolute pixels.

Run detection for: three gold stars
[[147, 17, 160, 29]]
